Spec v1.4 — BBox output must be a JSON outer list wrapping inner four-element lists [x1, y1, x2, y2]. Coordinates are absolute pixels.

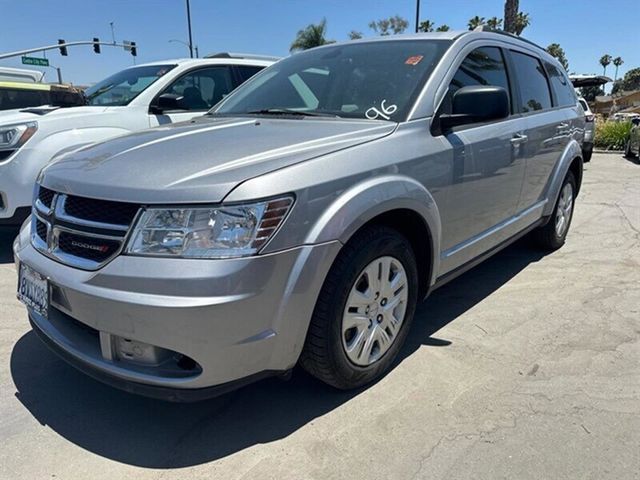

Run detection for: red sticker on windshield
[[405, 55, 424, 66]]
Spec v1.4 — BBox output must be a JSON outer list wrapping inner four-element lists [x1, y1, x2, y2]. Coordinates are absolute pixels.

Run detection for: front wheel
[[625, 140, 637, 159], [533, 171, 576, 250], [300, 225, 418, 389]]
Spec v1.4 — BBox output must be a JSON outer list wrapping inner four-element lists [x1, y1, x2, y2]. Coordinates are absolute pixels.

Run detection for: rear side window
[[511, 51, 552, 113], [545, 62, 576, 107], [236, 65, 264, 83], [442, 46, 511, 115]]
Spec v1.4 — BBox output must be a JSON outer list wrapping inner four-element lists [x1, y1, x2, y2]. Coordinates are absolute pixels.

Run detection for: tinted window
[[442, 47, 511, 115], [85, 64, 176, 106], [216, 40, 451, 121], [163, 66, 234, 110], [511, 52, 552, 113], [236, 65, 264, 83], [545, 62, 576, 107], [0, 88, 49, 110]]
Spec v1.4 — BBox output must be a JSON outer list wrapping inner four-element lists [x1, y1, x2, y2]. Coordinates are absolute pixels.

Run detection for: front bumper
[[0, 147, 40, 221], [14, 223, 341, 400]]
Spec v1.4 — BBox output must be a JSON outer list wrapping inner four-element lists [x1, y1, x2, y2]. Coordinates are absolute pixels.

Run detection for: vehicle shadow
[[0, 229, 17, 264], [10, 239, 544, 468]]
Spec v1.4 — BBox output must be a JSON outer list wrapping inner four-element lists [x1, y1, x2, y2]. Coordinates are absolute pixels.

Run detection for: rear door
[[508, 50, 572, 210]]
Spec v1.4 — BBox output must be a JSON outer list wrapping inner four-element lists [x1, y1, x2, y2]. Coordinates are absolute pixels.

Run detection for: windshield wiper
[[246, 108, 338, 118]]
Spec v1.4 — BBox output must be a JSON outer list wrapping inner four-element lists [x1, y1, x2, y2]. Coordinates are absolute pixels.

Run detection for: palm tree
[[513, 12, 530, 35], [436, 24, 451, 32], [546, 43, 569, 71], [599, 54, 612, 77], [418, 19, 435, 32], [468, 16, 486, 30], [504, 0, 519, 33], [290, 18, 334, 52], [486, 16, 503, 29], [613, 56, 624, 82]]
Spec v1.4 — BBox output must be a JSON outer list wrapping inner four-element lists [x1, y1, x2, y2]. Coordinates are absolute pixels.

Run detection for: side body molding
[[542, 139, 583, 217], [304, 175, 442, 287]]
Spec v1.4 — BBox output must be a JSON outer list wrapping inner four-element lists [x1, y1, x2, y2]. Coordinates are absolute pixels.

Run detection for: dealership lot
[[0, 152, 638, 479]]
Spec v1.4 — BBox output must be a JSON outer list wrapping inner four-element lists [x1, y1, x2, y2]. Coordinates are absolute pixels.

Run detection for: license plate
[[17, 263, 49, 319]]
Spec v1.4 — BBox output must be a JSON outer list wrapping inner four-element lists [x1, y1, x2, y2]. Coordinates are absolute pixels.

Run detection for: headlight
[[126, 197, 293, 258], [0, 122, 38, 150]]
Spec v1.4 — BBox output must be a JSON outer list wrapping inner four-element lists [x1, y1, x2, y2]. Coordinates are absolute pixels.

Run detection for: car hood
[[40, 116, 396, 204], [0, 106, 109, 125]]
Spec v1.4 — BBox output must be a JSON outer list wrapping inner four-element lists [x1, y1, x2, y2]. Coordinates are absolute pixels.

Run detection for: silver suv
[[14, 31, 585, 401]]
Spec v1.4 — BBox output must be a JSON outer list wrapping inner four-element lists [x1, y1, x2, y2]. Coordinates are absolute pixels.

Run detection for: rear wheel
[[533, 171, 576, 250], [300, 225, 418, 389], [582, 146, 593, 163], [625, 140, 637, 158]]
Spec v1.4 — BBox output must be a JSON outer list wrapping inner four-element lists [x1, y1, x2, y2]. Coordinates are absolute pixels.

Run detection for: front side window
[[441, 46, 511, 115], [510, 51, 552, 113], [84, 64, 176, 106], [162, 66, 234, 110], [215, 40, 451, 121], [545, 62, 576, 107]]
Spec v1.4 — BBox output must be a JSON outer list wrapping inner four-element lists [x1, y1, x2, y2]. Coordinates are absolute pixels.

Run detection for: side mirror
[[439, 86, 509, 131], [151, 93, 186, 113]]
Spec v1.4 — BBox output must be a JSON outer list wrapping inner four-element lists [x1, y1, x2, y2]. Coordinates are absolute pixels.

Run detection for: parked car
[[578, 97, 594, 162], [0, 81, 85, 111], [625, 117, 640, 158], [0, 54, 276, 228], [14, 30, 584, 401], [0, 66, 45, 83]]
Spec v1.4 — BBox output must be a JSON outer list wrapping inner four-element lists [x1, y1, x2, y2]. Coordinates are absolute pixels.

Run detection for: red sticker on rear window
[[405, 55, 424, 66]]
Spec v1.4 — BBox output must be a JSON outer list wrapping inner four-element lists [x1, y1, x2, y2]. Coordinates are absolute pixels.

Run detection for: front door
[[436, 46, 526, 272]]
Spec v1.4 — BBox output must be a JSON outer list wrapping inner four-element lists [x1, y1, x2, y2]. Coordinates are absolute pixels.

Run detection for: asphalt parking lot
[[0, 152, 638, 480]]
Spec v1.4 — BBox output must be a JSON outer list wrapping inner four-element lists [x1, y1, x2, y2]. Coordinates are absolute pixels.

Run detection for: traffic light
[[93, 38, 100, 54], [58, 39, 68, 56], [130, 41, 137, 57]]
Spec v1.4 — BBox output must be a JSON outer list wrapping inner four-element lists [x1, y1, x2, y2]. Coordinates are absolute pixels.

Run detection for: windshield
[[215, 40, 451, 121], [84, 64, 176, 106]]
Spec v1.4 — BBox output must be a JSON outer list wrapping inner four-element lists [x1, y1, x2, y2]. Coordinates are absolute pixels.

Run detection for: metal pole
[[195, 46, 199, 58], [110, 22, 116, 44], [56, 67, 62, 84], [186, 0, 194, 58], [415, 0, 420, 33]]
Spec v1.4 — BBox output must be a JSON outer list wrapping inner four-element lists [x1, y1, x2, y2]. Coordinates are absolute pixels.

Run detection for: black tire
[[582, 147, 592, 163], [624, 140, 637, 159], [533, 171, 577, 250], [300, 225, 419, 390]]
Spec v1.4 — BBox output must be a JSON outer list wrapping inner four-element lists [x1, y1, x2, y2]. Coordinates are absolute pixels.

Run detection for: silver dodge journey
[[14, 30, 584, 400]]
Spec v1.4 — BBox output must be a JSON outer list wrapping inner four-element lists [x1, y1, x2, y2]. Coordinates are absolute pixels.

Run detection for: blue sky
[[1, 0, 638, 87]]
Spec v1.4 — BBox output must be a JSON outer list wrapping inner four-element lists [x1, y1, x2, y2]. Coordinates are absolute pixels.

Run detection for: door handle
[[510, 133, 528, 145], [556, 122, 570, 133]]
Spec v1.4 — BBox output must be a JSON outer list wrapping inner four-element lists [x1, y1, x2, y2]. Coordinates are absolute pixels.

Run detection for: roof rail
[[471, 26, 547, 53], [204, 52, 281, 61]]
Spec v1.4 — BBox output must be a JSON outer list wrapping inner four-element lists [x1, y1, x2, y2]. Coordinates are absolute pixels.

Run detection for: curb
[[593, 150, 624, 155]]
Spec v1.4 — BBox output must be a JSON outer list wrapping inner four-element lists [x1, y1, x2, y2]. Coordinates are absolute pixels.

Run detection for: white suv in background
[[578, 97, 594, 162], [0, 53, 276, 227]]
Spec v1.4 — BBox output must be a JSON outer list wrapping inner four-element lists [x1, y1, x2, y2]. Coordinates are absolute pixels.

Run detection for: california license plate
[[17, 263, 49, 319]]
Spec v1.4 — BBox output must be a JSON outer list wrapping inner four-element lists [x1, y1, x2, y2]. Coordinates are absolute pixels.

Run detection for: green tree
[[468, 16, 486, 30], [504, 0, 519, 33], [579, 86, 604, 102], [486, 16, 503, 29], [369, 15, 409, 35], [513, 12, 530, 35], [612, 56, 624, 82], [599, 54, 612, 77], [546, 43, 569, 71], [436, 24, 451, 32], [290, 18, 334, 52], [348, 30, 363, 40], [418, 19, 435, 32], [611, 67, 640, 94]]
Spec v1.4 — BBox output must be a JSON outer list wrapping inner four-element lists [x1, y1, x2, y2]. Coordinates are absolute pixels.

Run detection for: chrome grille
[[31, 185, 140, 270]]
